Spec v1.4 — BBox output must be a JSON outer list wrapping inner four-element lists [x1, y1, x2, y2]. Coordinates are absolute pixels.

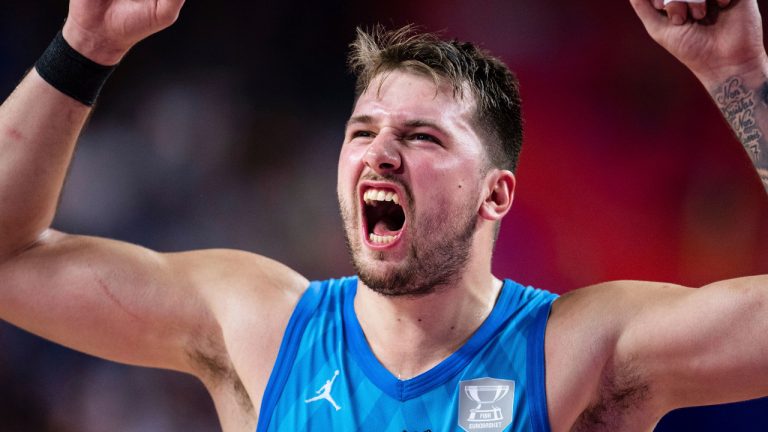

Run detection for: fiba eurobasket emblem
[[458, 377, 515, 431]]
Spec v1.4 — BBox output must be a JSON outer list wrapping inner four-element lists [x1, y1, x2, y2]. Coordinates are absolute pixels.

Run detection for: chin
[[340, 196, 477, 298], [353, 256, 449, 298], [359, 274, 441, 298]]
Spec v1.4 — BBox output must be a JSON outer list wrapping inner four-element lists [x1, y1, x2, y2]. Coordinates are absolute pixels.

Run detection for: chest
[[262, 342, 536, 432], [257, 302, 550, 431], [234, 277, 555, 432]]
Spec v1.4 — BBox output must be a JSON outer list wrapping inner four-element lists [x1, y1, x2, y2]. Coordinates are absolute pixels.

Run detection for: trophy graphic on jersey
[[458, 377, 515, 432], [464, 384, 510, 421]]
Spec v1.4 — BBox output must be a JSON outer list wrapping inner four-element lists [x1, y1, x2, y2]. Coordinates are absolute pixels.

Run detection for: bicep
[[0, 229, 213, 373], [617, 276, 768, 410]]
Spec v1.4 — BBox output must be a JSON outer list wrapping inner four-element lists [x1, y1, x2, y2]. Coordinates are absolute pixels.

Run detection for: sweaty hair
[[348, 25, 523, 172]]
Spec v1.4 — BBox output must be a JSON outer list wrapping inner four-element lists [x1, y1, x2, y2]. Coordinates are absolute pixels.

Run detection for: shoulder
[[547, 280, 691, 343], [544, 280, 691, 431], [173, 249, 310, 354], [164, 249, 312, 418], [168, 249, 309, 373], [169, 248, 309, 310]]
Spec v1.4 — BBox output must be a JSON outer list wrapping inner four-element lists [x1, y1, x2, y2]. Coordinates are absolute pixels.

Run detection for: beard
[[339, 192, 478, 298]]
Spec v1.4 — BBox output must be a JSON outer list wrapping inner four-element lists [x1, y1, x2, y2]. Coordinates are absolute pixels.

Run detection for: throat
[[365, 199, 405, 236], [369, 334, 458, 381], [355, 297, 473, 380], [354, 278, 505, 379], [372, 220, 401, 236]]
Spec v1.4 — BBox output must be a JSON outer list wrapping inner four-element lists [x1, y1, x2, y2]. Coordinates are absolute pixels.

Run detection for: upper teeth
[[363, 188, 400, 205]]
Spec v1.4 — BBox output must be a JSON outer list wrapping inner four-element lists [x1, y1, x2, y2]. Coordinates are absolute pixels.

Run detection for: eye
[[408, 133, 441, 145], [350, 130, 374, 140]]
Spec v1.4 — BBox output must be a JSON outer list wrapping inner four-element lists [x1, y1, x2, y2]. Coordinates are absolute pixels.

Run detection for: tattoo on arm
[[713, 77, 768, 194]]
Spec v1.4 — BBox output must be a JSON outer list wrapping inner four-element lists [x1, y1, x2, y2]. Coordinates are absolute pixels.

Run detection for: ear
[[478, 169, 515, 221]]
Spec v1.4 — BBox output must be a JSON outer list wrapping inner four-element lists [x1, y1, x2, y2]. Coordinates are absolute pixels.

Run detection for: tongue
[[373, 220, 400, 236]]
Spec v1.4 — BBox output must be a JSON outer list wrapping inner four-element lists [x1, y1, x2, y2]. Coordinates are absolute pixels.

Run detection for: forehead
[[350, 70, 478, 130]]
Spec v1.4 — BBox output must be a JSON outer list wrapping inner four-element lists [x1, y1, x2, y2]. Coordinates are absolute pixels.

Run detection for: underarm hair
[[187, 334, 253, 413], [572, 360, 651, 432]]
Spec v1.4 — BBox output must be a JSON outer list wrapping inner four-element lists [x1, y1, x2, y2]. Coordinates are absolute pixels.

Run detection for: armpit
[[571, 361, 651, 432], [187, 334, 254, 414]]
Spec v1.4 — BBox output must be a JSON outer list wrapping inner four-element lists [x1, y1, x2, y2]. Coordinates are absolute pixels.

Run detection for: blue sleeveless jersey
[[256, 276, 558, 432]]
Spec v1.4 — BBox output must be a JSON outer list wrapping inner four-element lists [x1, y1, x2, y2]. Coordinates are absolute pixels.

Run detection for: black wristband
[[34, 31, 117, 106]]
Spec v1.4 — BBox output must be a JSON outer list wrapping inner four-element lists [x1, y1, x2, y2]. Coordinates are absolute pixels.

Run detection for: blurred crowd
[[1, 0, 767, 430]]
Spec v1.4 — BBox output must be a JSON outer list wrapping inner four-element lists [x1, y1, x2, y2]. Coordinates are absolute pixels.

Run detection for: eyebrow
[[346, 115, 373, 127], [345, 116, 449, 135], [403, 119, 443, 131]]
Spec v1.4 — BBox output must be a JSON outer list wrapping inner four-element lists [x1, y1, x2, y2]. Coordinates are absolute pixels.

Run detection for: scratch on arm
[[94, 274, 142, 322]]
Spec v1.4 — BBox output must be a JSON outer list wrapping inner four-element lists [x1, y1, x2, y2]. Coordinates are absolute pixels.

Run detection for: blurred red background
[[0, 0, 767, 430]]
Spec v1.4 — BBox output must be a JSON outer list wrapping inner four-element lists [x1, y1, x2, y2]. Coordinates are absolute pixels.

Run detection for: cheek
[[338, 143, 368, 169], [412, 158, 482, 214], [416, 156, 478, 191], [337, 145, 362, 192]]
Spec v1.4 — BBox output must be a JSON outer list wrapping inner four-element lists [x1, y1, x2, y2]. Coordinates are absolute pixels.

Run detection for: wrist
[[35, 31, 118, 106], [695, 55, 768, 92], [62, 21, 129, 66]]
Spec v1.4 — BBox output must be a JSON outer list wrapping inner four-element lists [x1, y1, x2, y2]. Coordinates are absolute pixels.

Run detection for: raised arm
[[0, 0, 194, 367], [621, 0, 768, 413], [546, 276, 768, 430], [631, 0, 768, 193], [0, 0, 307, 386], [0, 0, 183, 260], [543, 4, 768, 430]]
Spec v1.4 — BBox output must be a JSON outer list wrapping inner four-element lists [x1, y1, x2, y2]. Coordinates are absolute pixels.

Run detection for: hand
[[630, 0, 767, 85], [62, 0, 186, 65]]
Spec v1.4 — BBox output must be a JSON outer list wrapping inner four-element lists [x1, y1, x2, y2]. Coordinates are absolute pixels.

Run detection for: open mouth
[[362, 187, 406, 245]]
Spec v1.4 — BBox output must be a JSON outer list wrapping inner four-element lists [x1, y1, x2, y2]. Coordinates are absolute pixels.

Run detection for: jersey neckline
[[342, 277, 521, 401]]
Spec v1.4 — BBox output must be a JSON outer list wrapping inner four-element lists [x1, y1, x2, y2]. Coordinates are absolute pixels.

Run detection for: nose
[[363, 133, 402, 174]]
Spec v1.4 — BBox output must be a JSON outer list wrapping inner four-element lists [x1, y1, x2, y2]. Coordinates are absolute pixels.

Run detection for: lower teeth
[[369, 233, 396, 244]]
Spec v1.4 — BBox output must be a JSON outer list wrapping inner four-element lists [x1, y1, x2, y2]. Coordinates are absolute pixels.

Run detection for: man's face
[[337, 70, 489, 296]]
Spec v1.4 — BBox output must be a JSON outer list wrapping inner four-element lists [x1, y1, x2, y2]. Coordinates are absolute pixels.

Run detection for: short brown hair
[[348, 25, 523, 172]]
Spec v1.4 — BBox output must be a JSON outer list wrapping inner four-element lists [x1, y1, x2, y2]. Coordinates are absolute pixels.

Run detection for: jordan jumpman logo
[[304, 370, 341, 411]]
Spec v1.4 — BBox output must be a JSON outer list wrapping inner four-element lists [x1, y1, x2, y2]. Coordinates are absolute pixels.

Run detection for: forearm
[[629, 0, 768, 193], [702, 59, 768, 194], [0, 1, 186, 260], [0, 69, 92, 259]]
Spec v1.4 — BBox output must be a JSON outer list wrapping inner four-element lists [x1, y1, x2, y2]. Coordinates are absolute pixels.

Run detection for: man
[[0, 0, 767, 431]]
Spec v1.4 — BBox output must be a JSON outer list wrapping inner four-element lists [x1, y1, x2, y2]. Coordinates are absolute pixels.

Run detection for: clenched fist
[[62, 0, 186, 65], [630, 0, 766, 86]]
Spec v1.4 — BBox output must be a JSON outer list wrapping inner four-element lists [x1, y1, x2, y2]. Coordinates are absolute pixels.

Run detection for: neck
[[354, 265, 502, 380]]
